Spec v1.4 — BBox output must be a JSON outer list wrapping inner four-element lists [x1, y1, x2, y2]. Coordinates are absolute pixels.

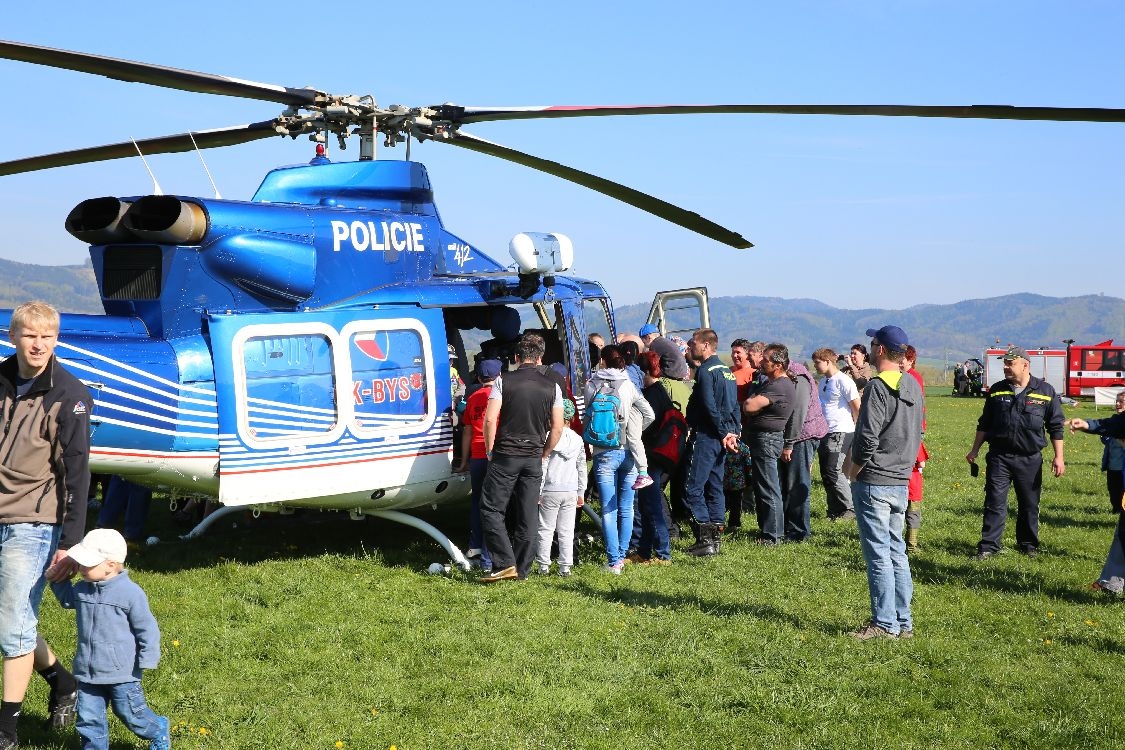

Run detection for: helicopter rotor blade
[[439, 130, 752, 249], [0, 40, 320, 106], [0, 122, 280, 177], [442, 103, 1125, 125]]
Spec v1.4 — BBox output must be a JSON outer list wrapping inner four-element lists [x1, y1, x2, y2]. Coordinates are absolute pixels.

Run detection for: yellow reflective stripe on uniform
[[707, 363, 736, 381], [1026, 393, 1053, 402], [989, 390, 1014, 398]]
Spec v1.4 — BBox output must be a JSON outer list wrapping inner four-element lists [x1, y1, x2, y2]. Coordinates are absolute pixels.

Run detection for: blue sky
[[1, 1, 1122, 309]]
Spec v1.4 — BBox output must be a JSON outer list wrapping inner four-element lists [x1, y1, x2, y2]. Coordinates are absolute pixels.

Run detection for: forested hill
[[614, 293, 1125, 362], [1, 257, 1121, 363], [0, 258, 102, 314]]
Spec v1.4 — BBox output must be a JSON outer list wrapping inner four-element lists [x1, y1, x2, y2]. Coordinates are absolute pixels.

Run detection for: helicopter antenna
[[188, 132, 222, 199], [131, 138, 163, 196]]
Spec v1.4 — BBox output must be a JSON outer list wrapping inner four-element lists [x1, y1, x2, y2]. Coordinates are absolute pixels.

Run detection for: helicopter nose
[[65, 197, 133, 244], [123, 196, 208, 245]]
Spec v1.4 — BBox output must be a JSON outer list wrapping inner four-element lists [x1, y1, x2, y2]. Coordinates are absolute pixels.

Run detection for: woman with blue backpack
[[584, 345, 654, 574]]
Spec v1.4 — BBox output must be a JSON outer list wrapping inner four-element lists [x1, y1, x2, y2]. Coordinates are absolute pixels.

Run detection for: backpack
[[583, 379, 624, 449], [640, 382, 689, 472], [648, 401, 689, 472]]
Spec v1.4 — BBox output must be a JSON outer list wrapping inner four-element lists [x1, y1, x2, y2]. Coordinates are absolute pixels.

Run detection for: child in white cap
[[48, 528, 169, 750]]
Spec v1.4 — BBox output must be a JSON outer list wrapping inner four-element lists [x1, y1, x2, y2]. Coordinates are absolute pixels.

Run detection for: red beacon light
[[309, 143, 331, 166]]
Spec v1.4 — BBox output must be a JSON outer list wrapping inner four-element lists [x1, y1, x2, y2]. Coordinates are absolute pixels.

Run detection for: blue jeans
[[638, 466, 671, 560], [594, 449, 637, 566], [683, 433, 726, 524], [780, 438, 820, 541], [77, 680, 165, 750], [1098, 516, 1125, 591], [97, 477, 153, 541], [468, 457, 493, 569], [853, 481, 913, 634], [747, 431, 784, 542], [0, 522, 60, 657]]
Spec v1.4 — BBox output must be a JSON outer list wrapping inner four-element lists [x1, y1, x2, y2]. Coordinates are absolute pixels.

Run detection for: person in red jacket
[[903, 345, 928, 552], [456, 359, 504, 572]]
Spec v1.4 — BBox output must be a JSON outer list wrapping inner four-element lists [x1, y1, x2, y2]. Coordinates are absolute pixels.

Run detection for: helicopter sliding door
[[209, 309, 452, 508]]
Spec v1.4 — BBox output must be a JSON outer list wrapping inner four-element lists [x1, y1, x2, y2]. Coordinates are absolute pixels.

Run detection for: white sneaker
[[632, 474, 654, 490]]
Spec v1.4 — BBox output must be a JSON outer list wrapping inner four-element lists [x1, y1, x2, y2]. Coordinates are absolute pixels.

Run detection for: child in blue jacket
[[49, 528, 169, 750]]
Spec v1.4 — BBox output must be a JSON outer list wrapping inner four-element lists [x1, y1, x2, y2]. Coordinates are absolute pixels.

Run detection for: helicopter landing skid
[[365, 509, 472, 572], [178, 505, 471, 571], [179, 504, 243, 541]]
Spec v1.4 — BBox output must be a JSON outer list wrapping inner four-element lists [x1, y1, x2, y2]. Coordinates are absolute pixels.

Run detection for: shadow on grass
[[16, 714, 135, 749], [128, 501, 473, 574], [908, 555, 1100, 604], [558, 579, 845, 635], [1040, 510, 1120, 531]]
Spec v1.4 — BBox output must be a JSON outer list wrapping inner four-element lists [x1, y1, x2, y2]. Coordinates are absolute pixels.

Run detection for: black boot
[[687, 523, 718, 557], [712, 523, 722, 554]]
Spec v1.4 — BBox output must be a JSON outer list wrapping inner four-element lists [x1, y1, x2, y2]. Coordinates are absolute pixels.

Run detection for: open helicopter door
[[208, 309, 452, 507], [645, 287, 710, 338]]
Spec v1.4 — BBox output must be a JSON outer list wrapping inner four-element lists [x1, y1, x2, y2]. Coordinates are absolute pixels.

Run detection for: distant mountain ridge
[[0, 257, 102, 314], [614, 292, 1125, 362], [1, 258, 1120, 363]]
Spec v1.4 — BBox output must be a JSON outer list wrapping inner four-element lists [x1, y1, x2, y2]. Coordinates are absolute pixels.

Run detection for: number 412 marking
[[449, 243, 473, 267]]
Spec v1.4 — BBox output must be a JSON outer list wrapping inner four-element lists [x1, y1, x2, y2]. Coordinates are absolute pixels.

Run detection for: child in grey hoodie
[[536, 399, 588, 576], [49, 528, 169, 750]]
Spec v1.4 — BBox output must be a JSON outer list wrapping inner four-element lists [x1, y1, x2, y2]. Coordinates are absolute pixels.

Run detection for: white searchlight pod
[[508, 232, 574, 298], [509, 232, 574, 274]]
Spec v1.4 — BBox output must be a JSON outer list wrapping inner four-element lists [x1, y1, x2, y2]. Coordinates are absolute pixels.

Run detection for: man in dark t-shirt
[[742, 343, 797, 544], [479, 334, 564, 582]]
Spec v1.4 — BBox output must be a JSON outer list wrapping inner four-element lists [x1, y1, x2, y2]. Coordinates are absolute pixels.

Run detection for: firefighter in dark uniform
[[966, 346, 1065, 559]]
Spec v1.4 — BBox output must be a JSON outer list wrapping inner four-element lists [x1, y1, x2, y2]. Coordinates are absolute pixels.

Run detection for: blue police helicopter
[[1, 40, 1123, 568]]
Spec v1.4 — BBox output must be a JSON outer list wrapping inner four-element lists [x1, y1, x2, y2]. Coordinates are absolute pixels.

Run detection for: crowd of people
[[452, 320, 1123, 643]]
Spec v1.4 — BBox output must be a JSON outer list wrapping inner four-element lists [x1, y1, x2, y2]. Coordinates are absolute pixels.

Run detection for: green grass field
[[23, 391, 1125, 749]]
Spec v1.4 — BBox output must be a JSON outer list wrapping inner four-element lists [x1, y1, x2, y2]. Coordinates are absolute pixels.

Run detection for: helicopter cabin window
[[345, 323, 434, 436], [240, 333, 338, 441], [563, 302, 589, 391], [583, 298, 614, 346]]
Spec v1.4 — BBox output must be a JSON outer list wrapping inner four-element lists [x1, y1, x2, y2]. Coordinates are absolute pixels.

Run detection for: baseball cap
[[67, 528, 128, 567], [1003, 346, 1030, 362], [865, 325, 910, 354], [549, 362, 569, 380], [477, 358, 503, 380], [639, 323, 659, 337]]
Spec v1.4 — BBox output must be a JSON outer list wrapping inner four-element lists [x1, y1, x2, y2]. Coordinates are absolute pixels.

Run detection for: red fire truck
[[1066, 339, 1125, 397]]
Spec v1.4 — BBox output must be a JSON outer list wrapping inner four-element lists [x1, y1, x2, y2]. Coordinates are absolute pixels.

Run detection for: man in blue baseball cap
[[865, 325, 910, 354], [640, 324, 689, 381], [845, 324, 925, 640]]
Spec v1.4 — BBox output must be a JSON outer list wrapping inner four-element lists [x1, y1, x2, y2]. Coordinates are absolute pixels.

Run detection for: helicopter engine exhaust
[[65, 197, 133, 244], [122, 196, 208, 245]]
